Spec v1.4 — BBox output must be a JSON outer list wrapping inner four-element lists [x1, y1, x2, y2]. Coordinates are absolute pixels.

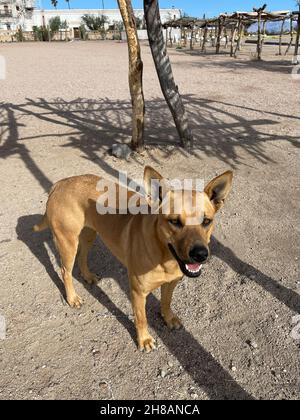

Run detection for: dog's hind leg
[[161, 279, 182, 330], [77, 227, 98, 285], [53, 231, 82, 308]]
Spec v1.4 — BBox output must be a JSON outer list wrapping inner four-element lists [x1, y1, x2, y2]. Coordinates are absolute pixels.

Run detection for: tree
[[65, 0, 71, 10], [134, 16, 143, 30], [144, 0, 193, 148], [49, 16, 62, 33], [113, 20, 124, 31], [113, 20, 124, 39], [60, 20, 68, 30], [81, 14, 108, 31], [48, 16, 68, 40], [117, 0, 145, 151], [51, 0, 58, 9]]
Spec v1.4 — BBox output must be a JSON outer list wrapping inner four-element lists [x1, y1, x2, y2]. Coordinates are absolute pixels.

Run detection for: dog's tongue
[[186, 263, 202, 271]]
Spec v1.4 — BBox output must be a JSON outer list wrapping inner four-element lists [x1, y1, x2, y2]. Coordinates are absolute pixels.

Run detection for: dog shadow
[[16, 214, 254, 400]]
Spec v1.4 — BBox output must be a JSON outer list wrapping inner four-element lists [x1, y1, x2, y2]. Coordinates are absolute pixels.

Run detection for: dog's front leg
[[161, 279, 183, 330], [130, 281, 156, 353]]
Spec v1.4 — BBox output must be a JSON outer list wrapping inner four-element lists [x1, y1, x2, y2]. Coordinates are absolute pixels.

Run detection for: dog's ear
[[205, 171, 233, 212], [143, 166, 168, 208]]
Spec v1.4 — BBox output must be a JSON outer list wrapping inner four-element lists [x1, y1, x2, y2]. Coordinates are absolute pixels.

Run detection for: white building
[[0, 2, 181, 33], [0, 0, 35, 30]]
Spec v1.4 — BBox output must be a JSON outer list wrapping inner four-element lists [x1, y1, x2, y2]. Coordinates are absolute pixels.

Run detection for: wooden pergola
[[163, 8, 300, 61]]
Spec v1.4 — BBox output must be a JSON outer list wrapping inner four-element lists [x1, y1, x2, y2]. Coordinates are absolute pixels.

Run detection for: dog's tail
[[33, 182, 58, 232], [33, 214, 49, 232]]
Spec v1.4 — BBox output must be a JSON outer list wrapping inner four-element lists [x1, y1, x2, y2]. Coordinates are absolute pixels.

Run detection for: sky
[[39, 1, 299, 17]]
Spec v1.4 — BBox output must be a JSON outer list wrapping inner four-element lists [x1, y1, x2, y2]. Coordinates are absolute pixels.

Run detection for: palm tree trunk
[[144, 0, 193, 148]]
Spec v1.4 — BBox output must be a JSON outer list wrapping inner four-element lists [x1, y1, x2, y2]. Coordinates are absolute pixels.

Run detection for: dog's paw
[[82, 272, 100, 285], [163, 313, 183, 330], [67, 294, 83, 309], [138, 335, 156, 353]]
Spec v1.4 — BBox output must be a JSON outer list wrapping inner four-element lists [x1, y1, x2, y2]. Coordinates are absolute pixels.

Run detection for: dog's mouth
[[168, 244, 202, 278]]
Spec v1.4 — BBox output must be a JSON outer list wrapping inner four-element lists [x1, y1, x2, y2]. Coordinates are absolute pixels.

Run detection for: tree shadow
[[16, 214, 254, 400], [211, 237, 300, 313], [176, 48, 295, 75], [0, 104, 52, 192], [1, 95, 298, 190]]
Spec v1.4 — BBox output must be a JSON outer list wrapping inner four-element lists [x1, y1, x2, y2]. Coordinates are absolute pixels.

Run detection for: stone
[[111, 144, 132, 160]]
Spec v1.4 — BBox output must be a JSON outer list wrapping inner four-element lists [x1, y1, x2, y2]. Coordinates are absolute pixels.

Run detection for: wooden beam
[[144, 0, 193, 148], [117, 0, 145, 151]]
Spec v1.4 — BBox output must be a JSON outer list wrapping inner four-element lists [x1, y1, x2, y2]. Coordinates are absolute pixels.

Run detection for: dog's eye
[[202, 218, 212, 227], [168, 218, 183, 228]]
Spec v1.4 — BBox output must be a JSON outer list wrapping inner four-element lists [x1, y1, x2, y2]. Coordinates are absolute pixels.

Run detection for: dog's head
[[144, 166, 233, 278]]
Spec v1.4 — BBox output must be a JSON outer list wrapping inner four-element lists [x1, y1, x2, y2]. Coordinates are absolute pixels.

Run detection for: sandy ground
[[0, 41, 299, 400]]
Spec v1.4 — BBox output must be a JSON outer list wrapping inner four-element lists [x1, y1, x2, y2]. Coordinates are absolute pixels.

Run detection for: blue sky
[[40, 1, 299, 17]]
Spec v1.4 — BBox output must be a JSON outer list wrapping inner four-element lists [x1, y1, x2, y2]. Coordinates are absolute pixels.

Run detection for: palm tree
[[51, 0, 58, 9], [65, 0, 71, 9]]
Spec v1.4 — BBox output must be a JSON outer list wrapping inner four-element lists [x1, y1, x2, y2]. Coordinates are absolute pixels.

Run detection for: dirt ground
[[0, 41, 299, 400]]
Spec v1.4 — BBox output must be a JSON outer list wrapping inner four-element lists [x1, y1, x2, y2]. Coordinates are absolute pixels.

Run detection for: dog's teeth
[[185, 264, 202, 274]]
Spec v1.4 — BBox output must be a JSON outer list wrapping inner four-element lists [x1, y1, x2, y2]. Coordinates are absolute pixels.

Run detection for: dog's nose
[[189, 244, 209, 263]]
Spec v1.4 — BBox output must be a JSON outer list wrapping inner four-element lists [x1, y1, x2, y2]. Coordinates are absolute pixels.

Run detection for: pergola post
[[165, 27, 168, 48], [190, 26, 194, 50], [294, 10, 300, 64], [262, 19, 267, 46], [257, 13, 262, 60], [117, 0, 145, 151], [254, 4, 267, 60], [216, 17, 223, 53], [230, 21, 239, 57], [237, 19, 244, 51], [278, 18, 286, 55], [169, 24, 173, 47], [236, 19, 244, 53], [202, 23, 208, 52], [224, 27, 229, 49], [144, 0, 193, 148], [199, 28, 202, 47], [285, 16, 294, 55], [212, 25, 217, 47]]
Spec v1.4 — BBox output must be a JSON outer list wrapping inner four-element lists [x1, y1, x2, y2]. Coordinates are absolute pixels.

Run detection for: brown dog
[[34, 167, 233, 352]]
